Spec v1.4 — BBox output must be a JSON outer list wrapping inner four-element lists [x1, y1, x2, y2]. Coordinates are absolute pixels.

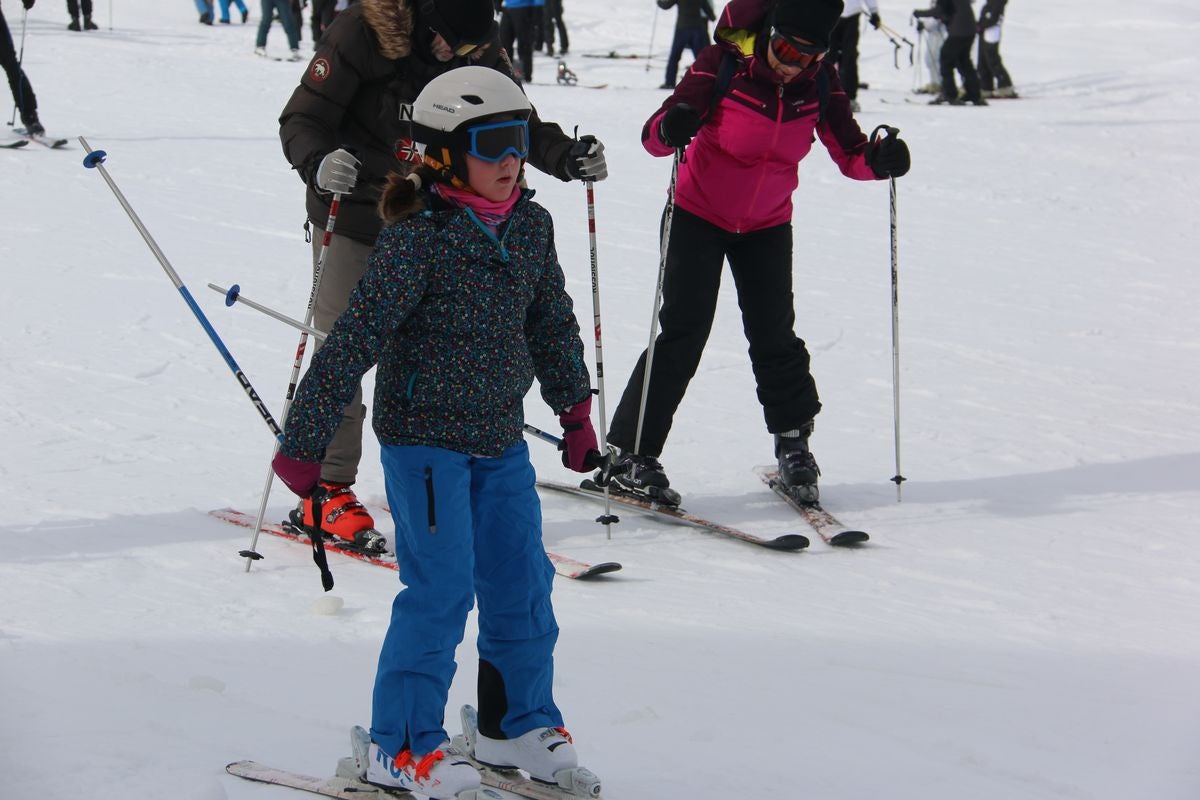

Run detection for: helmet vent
[[461, 94, 485, 106]]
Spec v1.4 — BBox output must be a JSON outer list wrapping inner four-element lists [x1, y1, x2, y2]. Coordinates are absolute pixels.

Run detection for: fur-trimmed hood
[[361, 0, 416, 61]]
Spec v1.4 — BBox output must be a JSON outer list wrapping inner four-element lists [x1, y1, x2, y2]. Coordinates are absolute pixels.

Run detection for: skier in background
[[65, 0, 97, 30], [976, 0, 1014, 97], [828, 0, 880, 112], [656, 0, 716, 90], [498, 0, 543, 82], [193, 0, 214, 24], [217, 0, 250, 24], [917, 0, 985, 104], [603, 0, 911, 506], [1, 0, 45, 135], [276, 0, 608, 550], [255, 0, 302, 59], [541, 0, 566, 56], [912, 0, 944, 94], [271, 65, 601, 800]]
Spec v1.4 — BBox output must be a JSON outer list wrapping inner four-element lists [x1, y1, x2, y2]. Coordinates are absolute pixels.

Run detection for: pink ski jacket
[[642, 0, 881, 233]]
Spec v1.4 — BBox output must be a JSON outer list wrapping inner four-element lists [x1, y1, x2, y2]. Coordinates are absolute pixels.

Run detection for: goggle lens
[[466, 119, 529, 163], [770, 33, 826, 67]]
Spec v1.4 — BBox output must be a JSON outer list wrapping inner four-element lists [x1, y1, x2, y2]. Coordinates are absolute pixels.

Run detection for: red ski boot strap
[[307, 486, 335, 591]]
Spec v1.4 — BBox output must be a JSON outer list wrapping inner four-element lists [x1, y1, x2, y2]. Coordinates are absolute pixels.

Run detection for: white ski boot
[[454, 705, 602, 797], [348, 724, 481, 799]]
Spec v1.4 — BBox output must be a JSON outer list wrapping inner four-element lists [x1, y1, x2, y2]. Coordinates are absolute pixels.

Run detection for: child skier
[[271, 66, 602, 799]]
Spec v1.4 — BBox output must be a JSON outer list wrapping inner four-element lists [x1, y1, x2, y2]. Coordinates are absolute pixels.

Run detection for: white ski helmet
[[405, 66, 533, 173]]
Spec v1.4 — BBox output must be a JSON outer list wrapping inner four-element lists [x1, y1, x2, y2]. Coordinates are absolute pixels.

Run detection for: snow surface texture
[[2, 1, 1198, 799]]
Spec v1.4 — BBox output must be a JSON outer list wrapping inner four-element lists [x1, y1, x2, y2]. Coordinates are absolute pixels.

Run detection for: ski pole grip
[[869, 124, 900, 145]]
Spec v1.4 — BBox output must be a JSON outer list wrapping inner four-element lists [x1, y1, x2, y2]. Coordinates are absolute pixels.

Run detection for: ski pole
[[79, 138, 283, 439], [7, 8, 29, 127], [876, 22, 915, 68], [584, 178, 619, 535], [869, 125, 906, 501], [632, 148, 681, 456], [645, 4, 658, 71], [239, 193, 343, 571], [209, 283, 326, 341]]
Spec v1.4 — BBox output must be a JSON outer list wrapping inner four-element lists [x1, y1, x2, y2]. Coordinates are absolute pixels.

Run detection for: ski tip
[[829, 530, 870, 546], [767, 533, 810, 551]]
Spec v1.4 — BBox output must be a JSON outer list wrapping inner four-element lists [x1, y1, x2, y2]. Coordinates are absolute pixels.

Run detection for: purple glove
[[558, 396, 600, 473], [272, 451, 322, 498]]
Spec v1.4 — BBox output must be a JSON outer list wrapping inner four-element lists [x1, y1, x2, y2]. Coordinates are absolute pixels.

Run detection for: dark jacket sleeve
[[524, 212, 591, 412]]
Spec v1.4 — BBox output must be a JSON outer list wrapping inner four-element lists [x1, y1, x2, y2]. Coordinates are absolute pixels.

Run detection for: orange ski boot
[[293, 482, 387, 553]]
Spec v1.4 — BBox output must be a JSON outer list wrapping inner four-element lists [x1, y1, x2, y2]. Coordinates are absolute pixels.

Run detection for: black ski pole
[[869, 125, 906, 501], [79, 138, 283, 439], [632, 148, 682, 456]]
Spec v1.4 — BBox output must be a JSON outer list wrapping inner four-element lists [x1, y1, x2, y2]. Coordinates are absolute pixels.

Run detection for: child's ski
[[209, 507, 621, 580], [225, 759, 522, 800]]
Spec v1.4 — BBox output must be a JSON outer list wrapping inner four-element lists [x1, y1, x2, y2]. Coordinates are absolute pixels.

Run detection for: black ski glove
[[869, 12, 881, 28], [866, 135, 911, 178], [564, 135, 608, 181], [658, 103, 702, 149]]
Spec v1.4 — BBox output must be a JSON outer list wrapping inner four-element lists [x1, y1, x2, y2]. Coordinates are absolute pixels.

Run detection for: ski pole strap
[[308, 487, 335, 591]]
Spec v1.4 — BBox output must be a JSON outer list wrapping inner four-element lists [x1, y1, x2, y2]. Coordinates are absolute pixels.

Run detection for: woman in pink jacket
[[605, 0, 910, 505]]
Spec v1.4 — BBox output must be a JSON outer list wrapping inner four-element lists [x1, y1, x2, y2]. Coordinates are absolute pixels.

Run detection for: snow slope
[[2, 1, 1198, 799]]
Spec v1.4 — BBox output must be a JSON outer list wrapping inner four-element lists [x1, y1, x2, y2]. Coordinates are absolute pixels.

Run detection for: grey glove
[[565, 136, 608, 182], [315, 148, 360, 195]]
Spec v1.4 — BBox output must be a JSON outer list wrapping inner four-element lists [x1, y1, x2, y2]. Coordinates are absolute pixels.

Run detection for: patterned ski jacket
[[280, 189, 591, 460], [278, 0, 576, 246], [642, 0, 879, 234]]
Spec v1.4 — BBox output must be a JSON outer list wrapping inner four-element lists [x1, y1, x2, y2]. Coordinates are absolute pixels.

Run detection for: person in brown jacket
[[277, 0, 608, 547]]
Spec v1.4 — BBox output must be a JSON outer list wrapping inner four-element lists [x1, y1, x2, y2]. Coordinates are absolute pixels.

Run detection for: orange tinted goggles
[[769, 33, 827, 68]]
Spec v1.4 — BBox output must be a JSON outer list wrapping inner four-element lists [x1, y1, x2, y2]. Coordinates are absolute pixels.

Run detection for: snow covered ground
[[2, 1, 1198, 798]]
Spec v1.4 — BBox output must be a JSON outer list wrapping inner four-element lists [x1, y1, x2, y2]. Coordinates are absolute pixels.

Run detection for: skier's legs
[[310, 231, 373, 484], [727, 222, 821, 432], [373, 445, 476, 757], [275, 0, 301, 49], [255, 0, 273, 46], [0, 10, 37, 124], [608, 207, 727, 457], [471, 441, 562, 739], [664, 28, 687, 86], [975, 33, 993, 91], [833, 13, 862, 100]]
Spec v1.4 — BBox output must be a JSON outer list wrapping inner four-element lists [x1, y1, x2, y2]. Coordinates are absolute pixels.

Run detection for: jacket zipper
[[423, 466, 437, 534]]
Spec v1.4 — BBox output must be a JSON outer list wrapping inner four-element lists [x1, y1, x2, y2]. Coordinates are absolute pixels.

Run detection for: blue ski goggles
[[465, 119, 529, 163]]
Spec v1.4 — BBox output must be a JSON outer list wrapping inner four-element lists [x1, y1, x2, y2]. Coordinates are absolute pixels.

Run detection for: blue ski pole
[[79, 138, 282, 439]]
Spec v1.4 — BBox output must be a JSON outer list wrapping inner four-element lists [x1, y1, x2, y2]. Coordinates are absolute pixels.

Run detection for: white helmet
[[406, 66, 532, 155]]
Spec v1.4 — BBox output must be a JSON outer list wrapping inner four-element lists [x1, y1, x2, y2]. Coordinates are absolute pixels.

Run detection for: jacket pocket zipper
[[423, 466, 437, 534]]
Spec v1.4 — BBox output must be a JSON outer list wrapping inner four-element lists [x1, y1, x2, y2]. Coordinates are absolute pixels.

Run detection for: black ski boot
[[68, 16, 81, 31], [84, 16, 98, 30], [606, 451, 681, 506], [775, 422, 820, 505]]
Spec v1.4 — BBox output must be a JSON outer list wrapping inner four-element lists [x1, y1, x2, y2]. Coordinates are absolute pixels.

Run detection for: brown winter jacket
[[278, 0, 576, 245]]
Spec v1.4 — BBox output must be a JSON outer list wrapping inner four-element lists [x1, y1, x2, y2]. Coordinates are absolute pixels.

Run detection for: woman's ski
[[536, 479, 809, 551], [753, 467, 870, 546]]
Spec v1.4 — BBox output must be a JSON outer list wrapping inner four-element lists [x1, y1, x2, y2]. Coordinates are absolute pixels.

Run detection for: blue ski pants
[[370, 441, 562, 756]]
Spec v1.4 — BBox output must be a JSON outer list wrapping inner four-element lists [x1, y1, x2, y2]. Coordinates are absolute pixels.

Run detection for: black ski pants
[[499, 8, 539, 82], [939, 33, 981, 102], [830, 13, 863, 101], [0, 7, 36, 125], [608, 207, 821, 458], [976, 36, 1012, 90], [67, 0, 94, 18], [542, 0, 567, 54]]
